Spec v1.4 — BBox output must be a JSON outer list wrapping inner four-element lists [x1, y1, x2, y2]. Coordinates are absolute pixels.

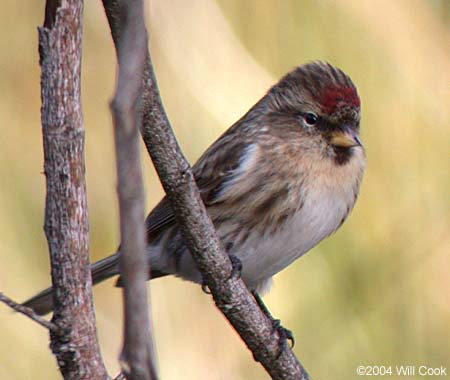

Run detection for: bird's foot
[[252, 291, 295, 357], [228, 255, 243, 280], [201, 255, 241, 294], [201, 279, 211, 294], [272, 318, 295, 352]]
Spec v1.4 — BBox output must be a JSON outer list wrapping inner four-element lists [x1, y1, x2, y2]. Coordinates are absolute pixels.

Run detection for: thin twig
[[108, 0, 159, 379], [0, 292, 58, 332]]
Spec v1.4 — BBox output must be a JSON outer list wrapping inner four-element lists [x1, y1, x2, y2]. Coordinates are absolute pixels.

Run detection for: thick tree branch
[[103, 2, 311, 379], [39, 1, 107, 379], [108, 0, 159, 379]]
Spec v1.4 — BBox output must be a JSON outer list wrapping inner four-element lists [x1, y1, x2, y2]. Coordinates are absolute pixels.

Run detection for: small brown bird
[[25, 62, 365, 317]]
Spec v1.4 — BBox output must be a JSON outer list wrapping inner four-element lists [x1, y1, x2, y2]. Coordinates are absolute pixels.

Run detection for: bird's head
[[264, 62, 362, 164]]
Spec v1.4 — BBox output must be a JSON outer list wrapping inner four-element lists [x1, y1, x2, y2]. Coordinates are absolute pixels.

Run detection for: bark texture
[[40, 1, 107, 379]]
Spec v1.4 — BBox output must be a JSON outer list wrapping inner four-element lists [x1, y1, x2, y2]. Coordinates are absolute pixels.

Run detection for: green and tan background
[[0, 1, 448, 379]]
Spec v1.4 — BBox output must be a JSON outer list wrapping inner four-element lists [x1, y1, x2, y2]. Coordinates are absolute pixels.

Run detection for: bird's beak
[[331, 128, 362, 148]]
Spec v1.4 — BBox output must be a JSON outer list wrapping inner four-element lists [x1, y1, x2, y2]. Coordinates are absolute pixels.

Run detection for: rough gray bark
[[39, 0, 108, 379], [103, 2, 311, 379], [108, 0, 159, 379]]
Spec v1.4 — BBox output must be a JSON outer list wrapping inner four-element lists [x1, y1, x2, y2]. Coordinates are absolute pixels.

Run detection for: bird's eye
[[304, 112, 318, 126]]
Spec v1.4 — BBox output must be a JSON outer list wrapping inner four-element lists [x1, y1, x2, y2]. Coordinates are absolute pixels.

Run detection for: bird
[[24, 61, 365, 319]]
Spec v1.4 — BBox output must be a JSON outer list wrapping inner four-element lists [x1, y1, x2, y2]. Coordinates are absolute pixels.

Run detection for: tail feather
[[22, 252, 121, 316], [22, 287, 54, 316], [91, 252, 121, 284]]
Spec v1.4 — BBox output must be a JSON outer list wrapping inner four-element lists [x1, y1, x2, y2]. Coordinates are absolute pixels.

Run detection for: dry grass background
[[0, 1, 448, 379]]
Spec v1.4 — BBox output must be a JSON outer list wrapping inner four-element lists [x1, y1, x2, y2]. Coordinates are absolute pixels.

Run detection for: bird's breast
[[235, 146, 365, 289]]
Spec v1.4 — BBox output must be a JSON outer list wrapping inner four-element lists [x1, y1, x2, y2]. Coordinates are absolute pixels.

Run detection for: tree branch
[[103, 2, 311, 379], [39, 0, 108, 379], [107, 0, 159, 379], [0, 293, 57, 332]]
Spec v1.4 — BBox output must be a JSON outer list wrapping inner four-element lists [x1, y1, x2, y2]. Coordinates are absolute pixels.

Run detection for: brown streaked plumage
[[24, 62, 365, 315]]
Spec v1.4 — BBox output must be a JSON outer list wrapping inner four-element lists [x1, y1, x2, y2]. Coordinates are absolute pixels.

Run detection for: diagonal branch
[[103, 2, 311, 379], [108, 0, 159, 379]]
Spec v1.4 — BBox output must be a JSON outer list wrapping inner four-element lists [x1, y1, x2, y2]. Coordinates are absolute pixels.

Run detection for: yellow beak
[[331, 130, 362, 148]]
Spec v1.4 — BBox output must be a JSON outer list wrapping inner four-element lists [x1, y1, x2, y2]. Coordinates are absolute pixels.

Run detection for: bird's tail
[[22, 252, 121, 316]]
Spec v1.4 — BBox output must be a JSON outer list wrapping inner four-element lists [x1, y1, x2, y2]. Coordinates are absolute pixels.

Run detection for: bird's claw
[[201, 279, 211, 294], [228, 255, 243, 280], [272, 319, 295, 357], [202, 255, 241, 294], [251, 290, 295, 357]]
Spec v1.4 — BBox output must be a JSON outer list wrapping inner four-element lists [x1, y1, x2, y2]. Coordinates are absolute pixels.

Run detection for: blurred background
[[0, 1, 449, 379]]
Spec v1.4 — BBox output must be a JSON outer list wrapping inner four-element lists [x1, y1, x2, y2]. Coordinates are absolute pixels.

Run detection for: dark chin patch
[[333, 146, 353, 165]]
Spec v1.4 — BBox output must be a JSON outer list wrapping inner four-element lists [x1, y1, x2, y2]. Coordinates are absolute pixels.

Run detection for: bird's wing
[[145, 148, 245, 238], [145, 123, 253, 239], [192, 120, 255, 206], [145, 196, 176, 238]]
